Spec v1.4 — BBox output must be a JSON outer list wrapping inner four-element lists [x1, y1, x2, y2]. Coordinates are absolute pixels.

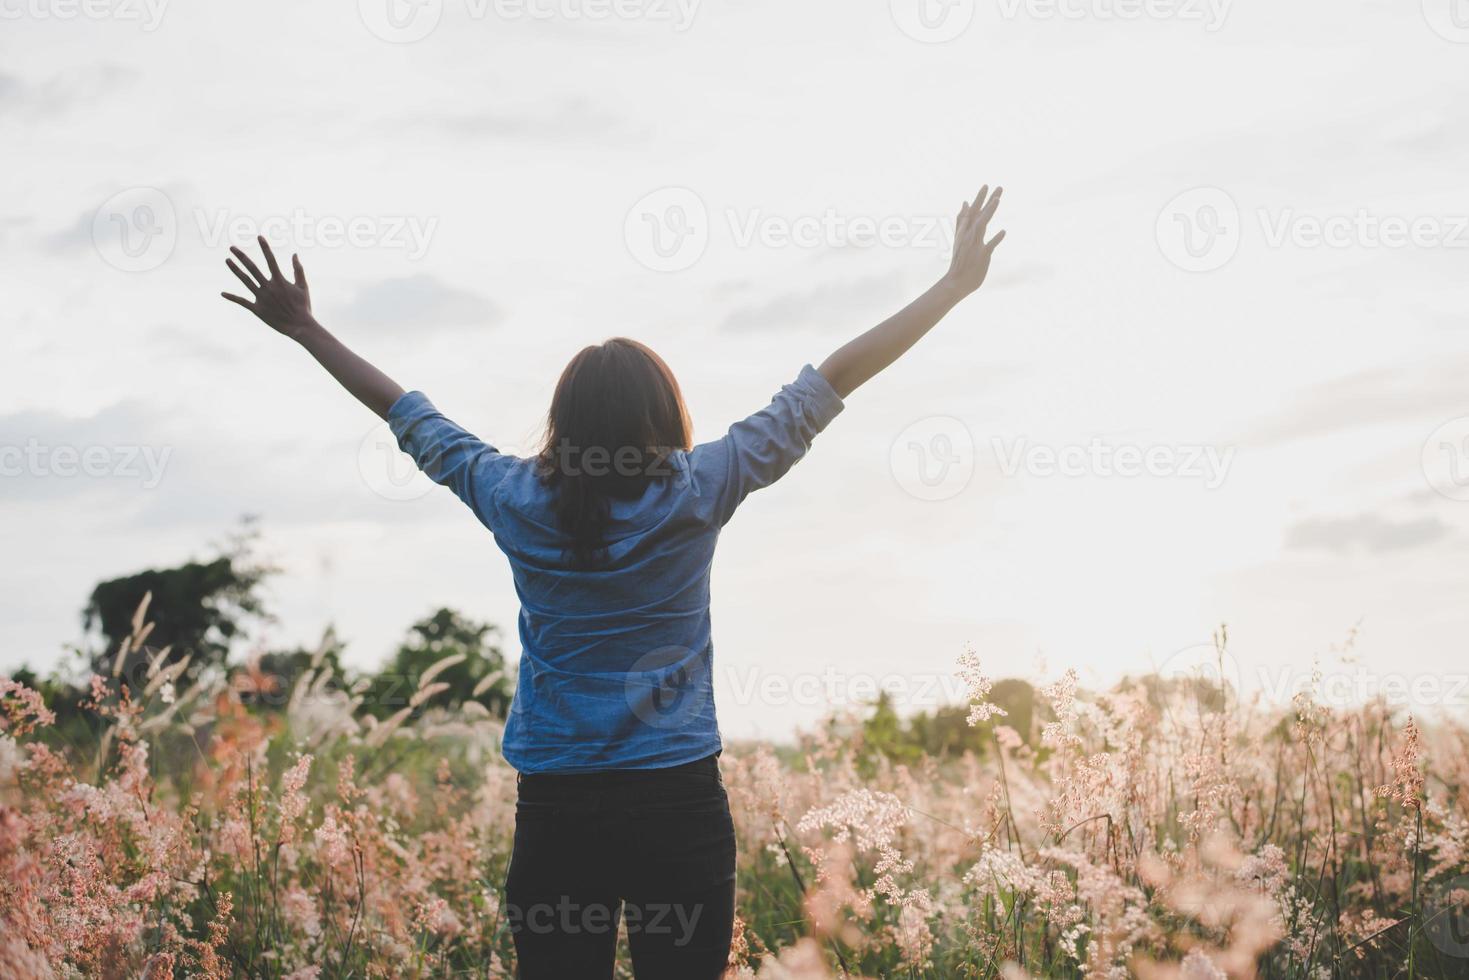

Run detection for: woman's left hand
[[221, 236, 318, 340]]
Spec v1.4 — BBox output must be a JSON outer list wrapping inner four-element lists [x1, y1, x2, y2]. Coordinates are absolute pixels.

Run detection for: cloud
[[1376, 99, 1469, 158], [43, 210, 94, 254], [404, 98, 644, 143], [1239, 358, 1468, 447], [1285, 513, 1453, 555], [0, 398, 454, 531], [0, 214, 32, 248], [336, 275, 502, 334], [0, 65, 138, 117], [719, 273, 906, 333], [43, 181, 190, 255], [147, 325, 240, 364], [0, 402, 175, 502]]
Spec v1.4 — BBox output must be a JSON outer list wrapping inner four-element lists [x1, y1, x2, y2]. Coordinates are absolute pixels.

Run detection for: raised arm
[[221, 237, 405, 419], [816, 185, 1006, 399]]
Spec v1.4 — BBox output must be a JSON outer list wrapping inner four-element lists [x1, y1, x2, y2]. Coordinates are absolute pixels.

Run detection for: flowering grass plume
[[2, 603, 1467, 978]]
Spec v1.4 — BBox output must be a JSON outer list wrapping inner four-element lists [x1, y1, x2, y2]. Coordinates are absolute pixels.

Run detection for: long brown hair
[[537, 338, 692, 568]]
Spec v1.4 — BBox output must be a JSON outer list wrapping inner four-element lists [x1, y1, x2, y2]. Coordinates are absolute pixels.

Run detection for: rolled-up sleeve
[[694, 364, 844, 526], [387, 391, 512, 524]]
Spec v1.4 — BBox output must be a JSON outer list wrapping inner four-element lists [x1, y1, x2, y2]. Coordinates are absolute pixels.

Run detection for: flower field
[[2, 603, 1467, 979]]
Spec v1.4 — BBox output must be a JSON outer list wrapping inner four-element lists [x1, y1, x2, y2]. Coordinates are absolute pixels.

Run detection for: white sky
[[3, 0, 1468, 737]]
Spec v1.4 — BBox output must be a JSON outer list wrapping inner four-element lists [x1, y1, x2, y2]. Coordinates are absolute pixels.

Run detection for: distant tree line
[[851, 678, 1038, 770], [10, 525, 512, 741], [853, 671, 1228, 770], [9, 525, 1228, 763]]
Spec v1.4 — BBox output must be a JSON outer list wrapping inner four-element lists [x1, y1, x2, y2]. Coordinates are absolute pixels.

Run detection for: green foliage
[[82, 527, 272, 683], [16, 527, 516, 748], [239, 628, 350, 710], [859, 678, 1039, 766], [359, 607, 512, 719]]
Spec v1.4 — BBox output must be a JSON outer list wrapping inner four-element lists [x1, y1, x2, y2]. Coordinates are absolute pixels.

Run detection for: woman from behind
[[218, 184, 1006, 979]]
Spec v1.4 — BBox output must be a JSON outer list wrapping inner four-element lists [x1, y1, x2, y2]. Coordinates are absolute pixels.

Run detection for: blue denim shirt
[[388, 365, 844, 773]]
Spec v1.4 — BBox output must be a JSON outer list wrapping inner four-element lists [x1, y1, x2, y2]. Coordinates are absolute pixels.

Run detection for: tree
[[81, 524, 272, 688], [361, 608, 512, 719], [239, 628, 349, 710], [857, 691, 925, 771], [989, 678, 1036, 741], [856, 679, 1041, 763]]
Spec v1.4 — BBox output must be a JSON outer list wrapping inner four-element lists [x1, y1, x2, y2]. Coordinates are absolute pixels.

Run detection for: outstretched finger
[[258, 235, 283, 279], [972, 188, 1003, 241], [230, 245, 266, 285], [226, 259, 260, 294], [221, 291, 255, 310], [292, 253, 308, 290], [983, 186, 1003, 216], [985, 229, 1007, 252]]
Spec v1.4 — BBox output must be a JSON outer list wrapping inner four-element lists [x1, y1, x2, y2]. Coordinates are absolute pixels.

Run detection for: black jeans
[[504, 753, 736, 980]]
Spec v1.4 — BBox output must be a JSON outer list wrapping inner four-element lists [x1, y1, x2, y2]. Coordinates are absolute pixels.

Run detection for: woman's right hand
[[943, 186, 1006, 299], [221, 236, 319, 340]]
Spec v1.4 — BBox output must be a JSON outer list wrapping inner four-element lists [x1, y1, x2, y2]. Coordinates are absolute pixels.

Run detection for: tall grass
[[1, 601, 1466, 978]]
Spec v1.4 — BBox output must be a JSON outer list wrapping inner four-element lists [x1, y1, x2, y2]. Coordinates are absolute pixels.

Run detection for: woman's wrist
[[288, 317, 328, 346], [932, 273, 971, 307]]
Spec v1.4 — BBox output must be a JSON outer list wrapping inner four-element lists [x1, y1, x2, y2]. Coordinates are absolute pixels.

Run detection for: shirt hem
[[505, 736, 725, 776]]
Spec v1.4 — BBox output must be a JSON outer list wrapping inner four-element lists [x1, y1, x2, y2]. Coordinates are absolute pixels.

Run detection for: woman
[[220, 185, 1005, 979]]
